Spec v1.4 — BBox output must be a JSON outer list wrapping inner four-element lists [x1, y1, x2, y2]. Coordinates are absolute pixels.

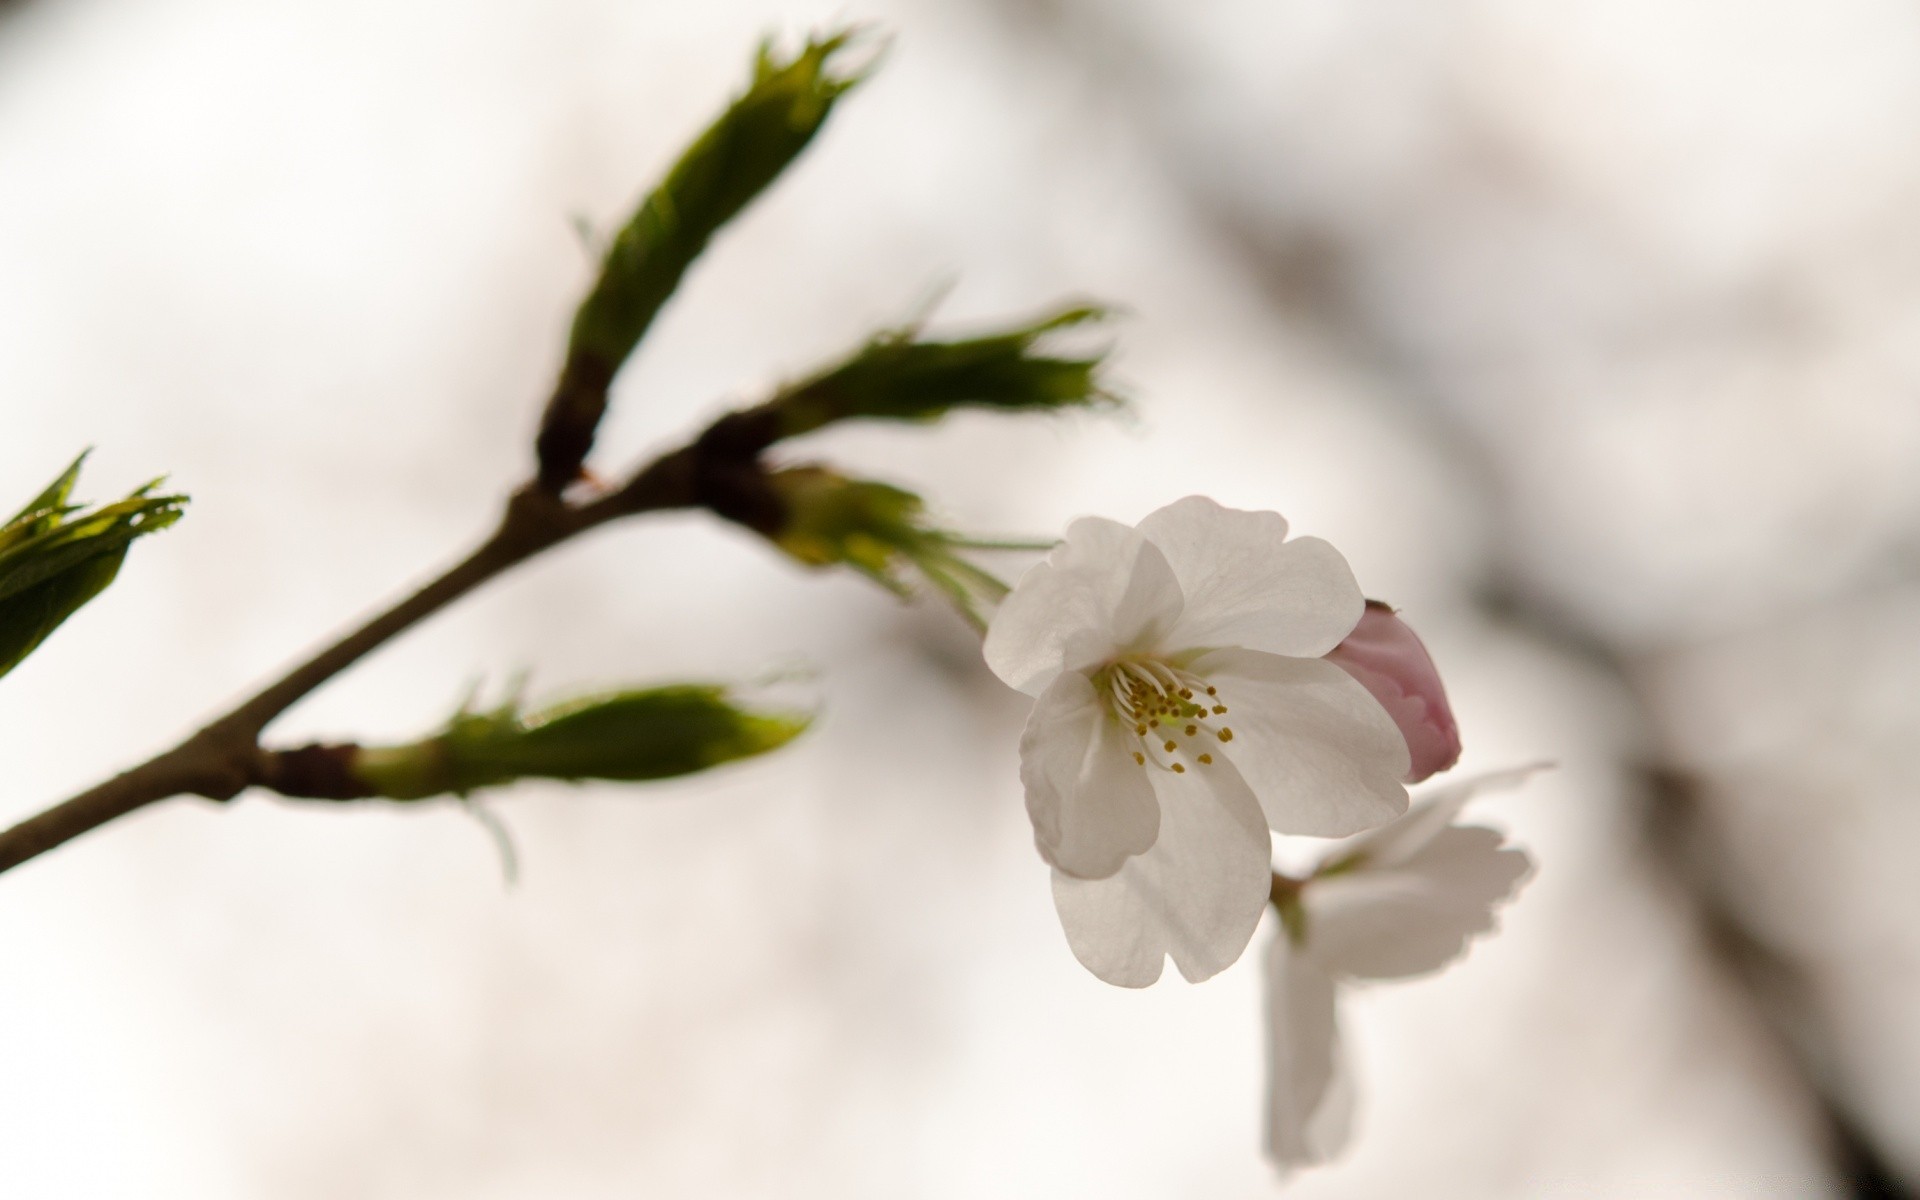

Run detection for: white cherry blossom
[[984, 496, 1413, 986], [1265, 767, 1541, 1171]]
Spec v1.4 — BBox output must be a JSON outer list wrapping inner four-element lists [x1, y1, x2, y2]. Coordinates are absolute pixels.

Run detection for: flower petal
[[1018, 672, 1161, 880], [984, 516, 1184, 696], [1050, 754, 1271, 986], [1325, 603, 1461, 782], [1306, 825, 1534, 980], [1193, 648, 1410, 837], [1328, 764, 1550, 872], [1265, 935, 1352, 1171], [1137, 496, 1363, 658]]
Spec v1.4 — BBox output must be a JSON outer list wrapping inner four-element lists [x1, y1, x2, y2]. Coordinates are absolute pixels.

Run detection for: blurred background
[[3, 0, 1917, 1195]]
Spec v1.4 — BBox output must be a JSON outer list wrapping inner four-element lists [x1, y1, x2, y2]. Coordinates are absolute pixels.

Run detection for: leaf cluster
[[0, 24, 1116, 873]]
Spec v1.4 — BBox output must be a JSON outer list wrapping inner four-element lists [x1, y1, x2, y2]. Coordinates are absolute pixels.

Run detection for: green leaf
[[536, 28, 875, 489], [353, 684, 811, 800], [0, 456, 187, 681], [765, 303, 1120, 439]]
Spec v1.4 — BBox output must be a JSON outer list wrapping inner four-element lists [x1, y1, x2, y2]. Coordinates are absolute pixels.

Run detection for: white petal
[[1328, 764, 1551, 871], [1265, 935, 1352, 1171], [1306, 825, 1534, 980], [984, 517, 1184, 696], [1050, 754, 1271, 986], [1018, 672, 1161, 880], [1137, 496, 1363, 658], [1194, 648, 1411, 837]]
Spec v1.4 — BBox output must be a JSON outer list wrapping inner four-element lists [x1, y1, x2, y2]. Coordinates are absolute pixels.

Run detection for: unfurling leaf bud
[[761, 467, 1023, 628], [764, 467, 927, 584], [763, 304, 1118, 441], [0, 454, 187, 682], [341, 685, 810, 801], [536, 29, 874, 491]]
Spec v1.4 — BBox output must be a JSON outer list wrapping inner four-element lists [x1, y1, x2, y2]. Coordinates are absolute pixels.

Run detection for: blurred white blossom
[[984, 495, 1411, 986], [1266, 768, 1540, 1171]]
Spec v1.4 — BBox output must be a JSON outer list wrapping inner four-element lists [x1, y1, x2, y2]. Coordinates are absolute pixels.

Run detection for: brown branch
[[0, 436, 737, 876]]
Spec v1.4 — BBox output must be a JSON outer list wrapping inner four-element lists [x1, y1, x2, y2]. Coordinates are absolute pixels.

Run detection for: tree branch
[[0, 286, 1105, 875], [0, 442, 714, 876]]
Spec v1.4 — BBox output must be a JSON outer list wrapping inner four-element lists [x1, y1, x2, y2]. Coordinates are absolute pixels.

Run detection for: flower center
[[1097, 657, 1235, 775]]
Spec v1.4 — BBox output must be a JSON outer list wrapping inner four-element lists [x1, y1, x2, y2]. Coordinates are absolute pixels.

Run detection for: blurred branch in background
[[1642, 767, 1910, 1200], [972, 0, 1920, 1194]]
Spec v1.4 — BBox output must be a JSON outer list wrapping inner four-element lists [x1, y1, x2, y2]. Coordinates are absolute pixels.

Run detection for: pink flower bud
[[1325, 601, 1461, 783]]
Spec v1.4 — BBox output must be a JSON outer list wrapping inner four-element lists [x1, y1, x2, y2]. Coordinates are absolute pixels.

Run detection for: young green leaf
[[536, 29, 875, 490], [0, 455, 187, 681], [348, 684, 811, 800], [764, 303, 1119, 440]]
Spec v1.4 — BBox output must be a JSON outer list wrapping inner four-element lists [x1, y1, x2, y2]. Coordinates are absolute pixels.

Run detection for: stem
[[0, 463, 697, 877], [1269, 871, 1308, 946]]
